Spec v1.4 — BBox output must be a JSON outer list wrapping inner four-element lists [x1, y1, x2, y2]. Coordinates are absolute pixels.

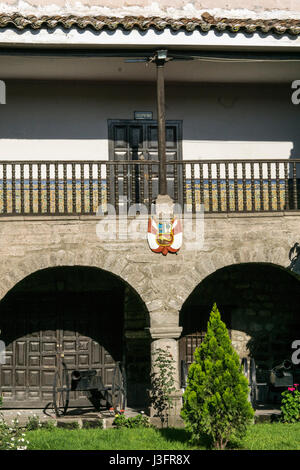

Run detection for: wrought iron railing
[[0, 160, 159, 216], [178, 159, 300, 213], [0, 159, 299, 216]]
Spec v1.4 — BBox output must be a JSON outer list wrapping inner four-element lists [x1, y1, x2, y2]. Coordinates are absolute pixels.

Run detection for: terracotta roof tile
[[0, 12, 300, 35]]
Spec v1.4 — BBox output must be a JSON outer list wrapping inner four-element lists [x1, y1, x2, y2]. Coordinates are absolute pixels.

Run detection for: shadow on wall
[[0, 82, 298, 153]]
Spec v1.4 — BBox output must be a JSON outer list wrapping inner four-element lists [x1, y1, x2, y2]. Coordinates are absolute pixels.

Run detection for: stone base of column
[[148, 390, 184, 427]]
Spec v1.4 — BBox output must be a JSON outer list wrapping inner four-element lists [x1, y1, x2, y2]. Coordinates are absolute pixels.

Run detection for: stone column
[[147, 326, 183, 425], [149, 327, 182, 387]]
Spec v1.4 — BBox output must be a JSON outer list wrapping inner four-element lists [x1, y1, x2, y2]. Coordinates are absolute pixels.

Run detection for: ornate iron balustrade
[[0, 159, 299, 216]]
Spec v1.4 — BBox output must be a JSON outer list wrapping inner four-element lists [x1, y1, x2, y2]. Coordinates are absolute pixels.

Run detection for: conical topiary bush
[[181, 303, 254, 449]]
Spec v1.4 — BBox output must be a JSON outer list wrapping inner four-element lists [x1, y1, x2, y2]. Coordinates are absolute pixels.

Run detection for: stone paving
[[1, 404, 282, 428], [0, 407, 146, 427]]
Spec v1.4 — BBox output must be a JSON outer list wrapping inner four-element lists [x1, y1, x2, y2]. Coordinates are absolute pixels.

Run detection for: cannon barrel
[[271, 359, 292, 377], [71, 370, 81, 381], [270, 360, 294, 387], [71, 369, 97, 381], [273, 359, 292, 371]]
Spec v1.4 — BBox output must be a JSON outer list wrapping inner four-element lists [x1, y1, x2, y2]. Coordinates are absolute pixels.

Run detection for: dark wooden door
[[179, 328, 232, 387], [57, 292, 120, 408], [0, 293, 60, 407], [108, 119, 182, 207], [179, 332, 206, 389], [179, 332, 206, 370], [0, 291, 123, 408]]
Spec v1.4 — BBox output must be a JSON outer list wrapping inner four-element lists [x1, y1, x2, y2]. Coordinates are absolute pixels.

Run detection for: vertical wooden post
[[156, 53, 167, 195]]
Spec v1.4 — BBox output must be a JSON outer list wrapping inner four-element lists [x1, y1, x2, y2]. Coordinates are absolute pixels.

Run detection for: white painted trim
[[1, 26, 300, 50]]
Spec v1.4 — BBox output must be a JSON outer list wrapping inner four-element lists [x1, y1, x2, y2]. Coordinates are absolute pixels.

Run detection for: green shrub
[[113, 413, 152, 429], [181, 303, 254, 450], [280, 385, 300, 423], [26, 414, 42, 431], [82, 419, 103, 429], [57, 421, 79, 430], [113, 413, 127, 428], [41, 420, 56, 430], [0, 417, 29, 450]]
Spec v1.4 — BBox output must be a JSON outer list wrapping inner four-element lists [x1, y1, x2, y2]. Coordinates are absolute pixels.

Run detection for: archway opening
[[179, 263, 300, 406], [0, 266, 150, 410]]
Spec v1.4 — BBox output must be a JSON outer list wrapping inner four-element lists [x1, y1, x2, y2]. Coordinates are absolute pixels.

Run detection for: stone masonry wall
[[0, 211, 299, 401], [0, 212, 298, 331]]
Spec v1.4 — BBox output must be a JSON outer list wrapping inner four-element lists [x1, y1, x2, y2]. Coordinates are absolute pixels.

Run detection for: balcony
[[0, 159, 299, 216]]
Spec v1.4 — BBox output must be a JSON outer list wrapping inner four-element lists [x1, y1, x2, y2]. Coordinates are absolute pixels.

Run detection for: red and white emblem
[[147, 217, 182, 256]]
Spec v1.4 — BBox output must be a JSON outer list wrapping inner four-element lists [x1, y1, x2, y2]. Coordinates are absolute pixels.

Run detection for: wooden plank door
[[58, 292, 121, 408], [0, 290, 124, 409], [0, 293, 60, 407], [108, 119, 182, 208]]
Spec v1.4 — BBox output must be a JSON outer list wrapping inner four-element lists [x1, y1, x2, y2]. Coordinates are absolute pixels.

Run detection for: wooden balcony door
[[108, 119, 182, 208]]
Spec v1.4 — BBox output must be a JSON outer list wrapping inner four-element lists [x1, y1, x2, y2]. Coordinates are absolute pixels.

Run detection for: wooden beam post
[[156, 52, 167, 195]]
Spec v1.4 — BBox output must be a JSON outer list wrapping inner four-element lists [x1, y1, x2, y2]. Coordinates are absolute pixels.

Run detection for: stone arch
[[172, 245, 290, 314], [0, 249, 155, 323], [0, 263, 151, 409], [178, 262, 300, 403]]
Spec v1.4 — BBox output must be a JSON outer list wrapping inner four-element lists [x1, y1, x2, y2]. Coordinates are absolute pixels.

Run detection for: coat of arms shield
[[147, 216, 182, 256]]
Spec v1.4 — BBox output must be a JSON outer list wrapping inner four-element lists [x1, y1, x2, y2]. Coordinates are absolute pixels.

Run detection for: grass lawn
[[26, 427, 198, 451], [25, 422, 300, 450], [242, 422, 300, 450]]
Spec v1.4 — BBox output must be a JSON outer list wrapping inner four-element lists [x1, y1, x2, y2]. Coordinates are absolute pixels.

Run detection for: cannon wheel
[[112, 362, 126, 412], [53, 360, 70, 417], [249, 357, 257, 408]]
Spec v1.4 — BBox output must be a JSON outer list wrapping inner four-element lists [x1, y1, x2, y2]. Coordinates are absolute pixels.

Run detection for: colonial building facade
[[0, 0, 300, 417]]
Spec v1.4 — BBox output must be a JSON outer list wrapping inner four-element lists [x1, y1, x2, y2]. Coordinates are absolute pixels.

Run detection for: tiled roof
[[0, 11, 300, 35]]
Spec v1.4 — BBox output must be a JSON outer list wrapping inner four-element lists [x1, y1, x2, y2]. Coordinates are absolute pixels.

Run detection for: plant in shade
[[280, 384, 300, 423], [148, 346, 177, 428], [181, 303, 254, 450]]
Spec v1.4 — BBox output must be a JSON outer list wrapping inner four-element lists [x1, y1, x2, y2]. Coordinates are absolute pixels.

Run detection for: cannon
[[269, 360, 293, 388], [71, 369, 102, 390], [52, 358, 126, 417], [241, 357, 299, 407]]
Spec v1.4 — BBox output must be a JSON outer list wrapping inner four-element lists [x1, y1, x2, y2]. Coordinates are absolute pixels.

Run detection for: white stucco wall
[[1, 3, 300, 51], [1, 0, 300, 17], [0, 80, 297, 162]]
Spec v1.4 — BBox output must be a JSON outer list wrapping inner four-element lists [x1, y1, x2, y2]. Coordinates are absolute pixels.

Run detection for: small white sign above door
[[134, 111, 153, 120]]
